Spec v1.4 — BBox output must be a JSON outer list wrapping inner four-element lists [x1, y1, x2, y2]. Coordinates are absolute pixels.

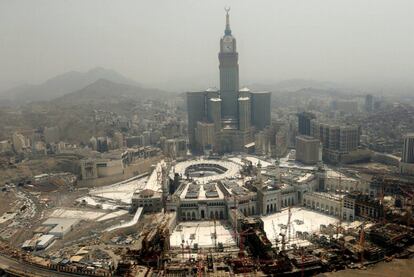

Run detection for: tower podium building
[[400, 133, 414, 176], [187, 10, 271, 153]]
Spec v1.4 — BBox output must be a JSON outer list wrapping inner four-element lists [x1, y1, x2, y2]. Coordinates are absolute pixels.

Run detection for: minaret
[[219, 8, 239, 119]]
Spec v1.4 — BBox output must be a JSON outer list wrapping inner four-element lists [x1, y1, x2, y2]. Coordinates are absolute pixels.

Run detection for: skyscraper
[[219, 10, 239, 119], [365, 94, 373, 112], [251, 92, 271, 131], [297, 112, 316, 136], [295, 135, 320, 165], [400, 133, 414, 176], [401, 133, 414, 163], [186, 10, 271, 153]]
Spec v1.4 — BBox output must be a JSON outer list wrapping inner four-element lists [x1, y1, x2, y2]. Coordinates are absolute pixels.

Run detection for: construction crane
[[212, 218, 217, 249], [287, 207, 293, 243], [359, 222, 365, 264], [271, 220, 279, 254], [189, 223, 200, 248], [186, 224, 200, 262], [280, 207, 292, 252], [336, 197, 344, 238], [232, 195, 239, 242]]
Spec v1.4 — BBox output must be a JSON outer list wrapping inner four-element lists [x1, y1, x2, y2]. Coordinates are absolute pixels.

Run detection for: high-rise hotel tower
[[187, 10, 271, 153]]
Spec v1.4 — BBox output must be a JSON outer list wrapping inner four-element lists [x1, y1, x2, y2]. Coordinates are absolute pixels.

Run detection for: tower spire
[[224, 7, 231, 35]]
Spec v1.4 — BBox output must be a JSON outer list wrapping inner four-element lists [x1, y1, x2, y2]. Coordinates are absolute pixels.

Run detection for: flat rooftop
[[261, 207, 338, 249], [170, 221, 236, 248], [179, 182, 224, 200], [43, 217, 80, 235], [90, 175, 149, 204]]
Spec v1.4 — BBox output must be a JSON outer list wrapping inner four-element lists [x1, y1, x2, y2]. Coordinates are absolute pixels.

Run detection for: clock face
[[222, 36, 234, 52], [223, 42, 233, 52]]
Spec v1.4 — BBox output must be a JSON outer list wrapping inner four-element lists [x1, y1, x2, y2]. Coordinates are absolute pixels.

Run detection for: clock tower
[[219, 9, 239, 119]]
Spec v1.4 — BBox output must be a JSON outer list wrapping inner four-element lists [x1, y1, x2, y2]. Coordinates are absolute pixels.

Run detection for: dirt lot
[[0, 190, 17, 215], [319, 258, 414, 277], [0, 157, 79, 184]]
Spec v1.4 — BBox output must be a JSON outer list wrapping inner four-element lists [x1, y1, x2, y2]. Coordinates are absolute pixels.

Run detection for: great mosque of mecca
[[163, 153, 369, 223]]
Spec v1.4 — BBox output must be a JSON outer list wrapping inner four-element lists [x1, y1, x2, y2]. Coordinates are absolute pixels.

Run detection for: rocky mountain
[[0, 67, 141, 104], [52, 78, 166, 106]]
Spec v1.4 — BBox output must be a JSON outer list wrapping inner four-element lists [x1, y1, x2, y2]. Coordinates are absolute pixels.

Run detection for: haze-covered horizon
[[1, 0, 413, 93]]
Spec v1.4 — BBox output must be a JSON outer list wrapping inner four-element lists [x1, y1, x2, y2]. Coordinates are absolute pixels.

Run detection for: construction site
[[0, 155, 414, 276]]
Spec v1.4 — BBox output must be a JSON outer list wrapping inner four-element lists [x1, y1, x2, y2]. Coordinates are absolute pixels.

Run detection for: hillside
[[0, 67, 140, 104]]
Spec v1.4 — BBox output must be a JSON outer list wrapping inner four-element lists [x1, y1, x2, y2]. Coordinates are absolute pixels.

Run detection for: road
[[0, 253, 86, 277]]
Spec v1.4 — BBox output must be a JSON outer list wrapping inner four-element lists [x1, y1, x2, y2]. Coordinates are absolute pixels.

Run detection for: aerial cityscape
[[0, 1, 414, 276]]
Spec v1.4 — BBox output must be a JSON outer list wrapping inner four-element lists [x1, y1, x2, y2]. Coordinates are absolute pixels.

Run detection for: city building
[[295, 135, 320, 165], [165, 157, 344, 220], [345, 192, 383, 220], [80, 158, 124, 180], [303, 192, 343, 218], [162, 138, 187, 158], [365, 94, 373, 112], [297, 112, 316, 136], [0, 140, 12, 153], [195, 121, 215, 153], [11, 132, 29, 153], [80, 147, 160, 180], [113, 132, 124, 149], [132, 189, 162, 213], [331, 100, 358, 114], [187, 11, 271, 154], [96, 137, 111, 153], [255, 122, 288, 158], [310, 121, 364, 164], [125, 135, 144, 148], [400, 133, 414, 176], [250, 92, 271, 131]]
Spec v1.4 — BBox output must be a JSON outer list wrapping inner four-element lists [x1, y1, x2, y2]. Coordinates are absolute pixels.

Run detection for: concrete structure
[[257, 185, 283, 215], [345, 192, 383, 220], [131, 189, 162, 213], [96, 137, 111, 153], [303, 192, 343, 218], [208, 97, 222, 132], [310, 121, 361, 164], [238, 97, 251, 131], [195, 121, 215, 152], [297, 112, 316, 136], [125, 135, 144, 147], [12, 132, 29, 153], [42, 218, 80, 238], [255, 122, 288, 158], [365, 94, 373, 112], [187, 11, 271, 154], [80, 147, 160, 180], [167, 157, 325, 220], [295, 135, 320, 165], [0, 140, 12, 153], [250, 92, 271, 131], [400, 133, 414, 176], [36, 234, 55, 250], [113, 132, 124, 149], [81, 158, 123, 180], [162, 138, 187, 158]]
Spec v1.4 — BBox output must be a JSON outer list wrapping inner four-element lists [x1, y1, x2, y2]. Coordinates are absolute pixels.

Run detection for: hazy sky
[[0, 0, 413, 91]]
